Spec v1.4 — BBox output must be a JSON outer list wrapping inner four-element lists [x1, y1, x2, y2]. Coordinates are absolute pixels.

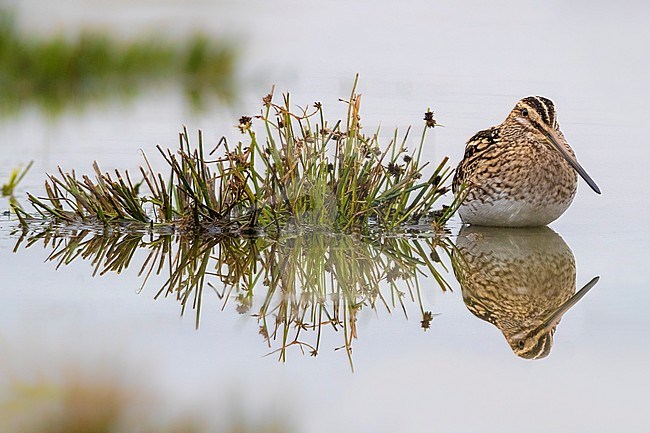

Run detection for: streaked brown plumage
[[452, 96, 601, 227], [452, 226, 598, 359]]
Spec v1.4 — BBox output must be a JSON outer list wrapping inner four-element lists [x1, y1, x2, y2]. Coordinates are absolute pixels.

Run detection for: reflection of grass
[[16, 228, 453, 370], [0, 11, 237, 115], [254, 232, 453, 369], [22, 77, 464, 233]]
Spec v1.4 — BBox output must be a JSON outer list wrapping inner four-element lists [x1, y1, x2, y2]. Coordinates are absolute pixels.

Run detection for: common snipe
[[452, 96, 601, 227]]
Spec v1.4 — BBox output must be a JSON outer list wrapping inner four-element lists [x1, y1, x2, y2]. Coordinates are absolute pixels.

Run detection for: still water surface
[[1, 1, 649, 431]]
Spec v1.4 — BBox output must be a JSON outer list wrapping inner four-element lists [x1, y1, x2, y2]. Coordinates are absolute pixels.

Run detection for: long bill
[[542, 129, 602, 194], [540, 276, 600, 332]]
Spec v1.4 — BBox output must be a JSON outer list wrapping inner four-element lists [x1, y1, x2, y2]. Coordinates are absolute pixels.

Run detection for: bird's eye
[[521, 108, 529, 117], [518, 341, 525, 349]]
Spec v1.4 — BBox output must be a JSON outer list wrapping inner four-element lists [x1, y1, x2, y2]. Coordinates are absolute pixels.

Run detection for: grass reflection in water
[[15, 226, 454, 370]]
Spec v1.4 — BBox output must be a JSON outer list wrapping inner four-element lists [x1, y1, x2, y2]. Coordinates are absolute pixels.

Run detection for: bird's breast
[[458, 195, 573, 227]]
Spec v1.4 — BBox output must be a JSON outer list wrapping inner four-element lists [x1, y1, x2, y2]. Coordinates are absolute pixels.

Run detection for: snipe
[[452, 96, 601, 227]]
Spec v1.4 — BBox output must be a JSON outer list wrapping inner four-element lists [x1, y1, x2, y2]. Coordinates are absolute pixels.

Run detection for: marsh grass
[[24, 76, 465, 234], [16, 227, 454, 369], [0, 10, 237, 115]]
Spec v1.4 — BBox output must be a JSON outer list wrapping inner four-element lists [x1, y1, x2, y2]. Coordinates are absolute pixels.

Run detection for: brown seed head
[[424, 109, 437, 128], [238, 116, 252, 133]]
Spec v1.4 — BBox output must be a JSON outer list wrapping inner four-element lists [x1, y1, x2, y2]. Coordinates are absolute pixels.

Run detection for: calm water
[[1, 1, 649, 431]]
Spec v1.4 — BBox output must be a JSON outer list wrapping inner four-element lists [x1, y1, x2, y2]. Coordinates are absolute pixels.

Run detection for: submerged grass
[[15, 226, 455, 370], [0, 10, 237, 115], [23, 76, 465, 234]]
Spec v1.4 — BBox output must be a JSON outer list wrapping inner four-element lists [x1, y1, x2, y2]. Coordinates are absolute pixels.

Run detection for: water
[[1, 1, 649, 431]]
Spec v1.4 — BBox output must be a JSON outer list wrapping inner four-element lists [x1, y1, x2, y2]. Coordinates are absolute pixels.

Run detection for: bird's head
[[507, 276, 600, 360], [506, 96, 601, 194]]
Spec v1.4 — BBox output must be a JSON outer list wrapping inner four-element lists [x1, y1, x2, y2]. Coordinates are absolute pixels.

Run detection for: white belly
[[458, 197, 572, 227]]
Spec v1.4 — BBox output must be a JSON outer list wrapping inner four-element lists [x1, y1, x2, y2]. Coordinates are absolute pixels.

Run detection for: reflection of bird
[[452, 96, 601, 227], [453, 226, 598, 359]]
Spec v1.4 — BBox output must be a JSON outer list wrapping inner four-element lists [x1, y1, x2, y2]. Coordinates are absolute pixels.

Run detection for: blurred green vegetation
[[0, 367, 292, 432], [0, 10, 238, 116]]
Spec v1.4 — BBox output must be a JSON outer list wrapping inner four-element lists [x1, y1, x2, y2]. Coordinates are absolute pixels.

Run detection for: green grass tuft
[[23, 77, 464, 234]]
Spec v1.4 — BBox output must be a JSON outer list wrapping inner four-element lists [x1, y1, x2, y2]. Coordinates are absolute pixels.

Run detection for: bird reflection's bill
[[541, 276, 601, 332], [543, 129, 602, 195]]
